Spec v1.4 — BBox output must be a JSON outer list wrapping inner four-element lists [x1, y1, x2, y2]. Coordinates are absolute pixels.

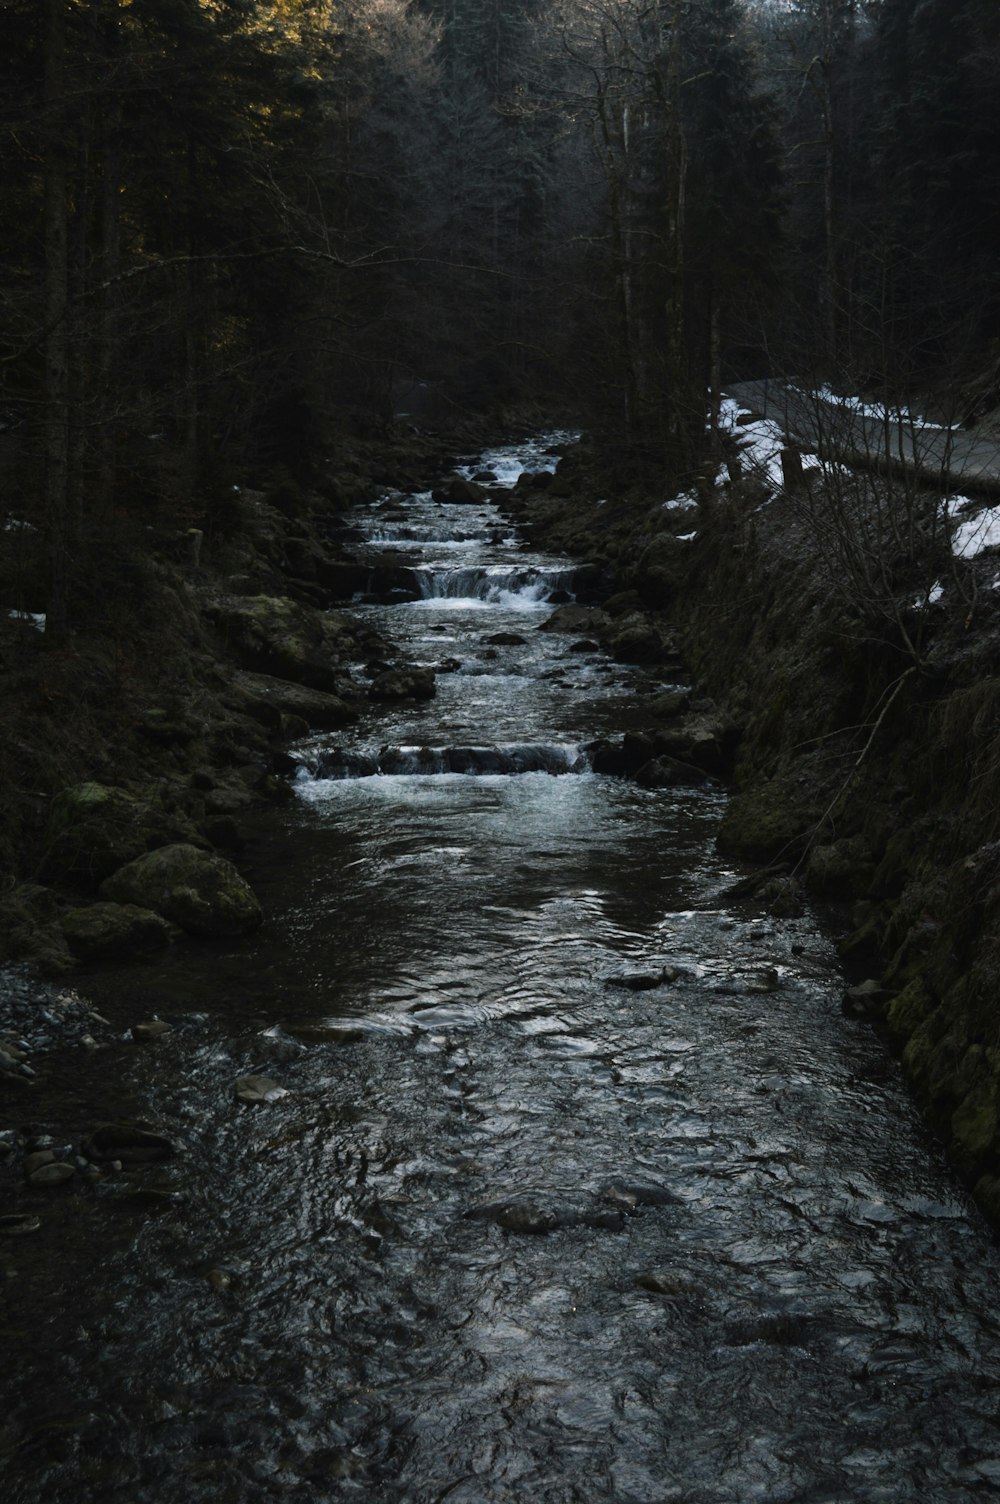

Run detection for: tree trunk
[[43, 0, 71, 644]]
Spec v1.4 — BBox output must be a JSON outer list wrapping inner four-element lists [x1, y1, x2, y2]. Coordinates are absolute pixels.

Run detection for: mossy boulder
[[231, 669, 358, 732], [803, 838, 876, 900], [62, 902, 172, 961], [885, 977, 934, 1046], [44, 782, 200, 887], [0, 884, 74, 974], [716, 780, 817, 862], [950, 1075, 1000, 1171], [100, 843, 262, 936], [206, 594, 357, 693], [368, 667, 436, 702], [607, 613, 671, 665]]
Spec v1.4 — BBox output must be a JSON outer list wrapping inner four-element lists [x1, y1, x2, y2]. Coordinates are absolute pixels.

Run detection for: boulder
[[62, 902, 172, 961], [368, 667, 436, 702], [651, 712, 738, 775], [205, 594, 357, 693], [44, 782, 201, 886], [231, 670, 358, 732], [100, 843, 263, 936], [717, 781, 817, 861], [538, 605, 611, 636], [803, 838, 876, 900], [634, 755, 710, 789], [431, 475, 486, 505], [607, 613, 668, 664]]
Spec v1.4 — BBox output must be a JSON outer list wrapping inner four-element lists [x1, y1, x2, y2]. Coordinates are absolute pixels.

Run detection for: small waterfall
[[303, 742, 591, 780], [415, 565, 576, 605]]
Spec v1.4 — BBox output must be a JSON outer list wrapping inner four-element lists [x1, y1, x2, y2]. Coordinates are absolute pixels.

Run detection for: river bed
[[4, 436, 1000, 1502]]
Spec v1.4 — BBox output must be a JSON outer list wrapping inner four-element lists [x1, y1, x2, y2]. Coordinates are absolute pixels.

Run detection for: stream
[[6, 434, 1000, 1503]]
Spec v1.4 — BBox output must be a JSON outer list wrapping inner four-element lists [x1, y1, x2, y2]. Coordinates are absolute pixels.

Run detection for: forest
[[2, 0, 998, 642]]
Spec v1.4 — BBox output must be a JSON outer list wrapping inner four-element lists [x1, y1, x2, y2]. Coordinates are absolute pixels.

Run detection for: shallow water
[[5, 435, 1000, 1502]]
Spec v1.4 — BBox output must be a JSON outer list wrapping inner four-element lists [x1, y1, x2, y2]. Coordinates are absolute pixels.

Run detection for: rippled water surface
[[6, 435, 1000, 1502]]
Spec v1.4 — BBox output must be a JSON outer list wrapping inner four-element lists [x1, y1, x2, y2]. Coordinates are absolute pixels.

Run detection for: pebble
[[0, 966, 114, 1056]]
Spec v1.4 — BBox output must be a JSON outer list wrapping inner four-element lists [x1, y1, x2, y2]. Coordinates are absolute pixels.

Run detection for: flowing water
[[6, 436, 1000, 1502]]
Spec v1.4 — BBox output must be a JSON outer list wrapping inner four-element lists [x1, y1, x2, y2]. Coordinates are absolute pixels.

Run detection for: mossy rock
[[0, 884, 74, 974], [973, 1174, 1000, 1227], [950, 1077, 1000, 1170], [803, 838, 876, 900], [100, 843, 262, 937], [44, 782, 200, 887], [716, 781, 816, 862], [885, 978, 934, 1046], [62, 902, 172, 961], [206, 594, 355, 693]]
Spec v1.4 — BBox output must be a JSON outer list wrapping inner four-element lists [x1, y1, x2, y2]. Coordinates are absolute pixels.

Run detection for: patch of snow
[[913, 582, 944, 608], [953, 507, 1000, 559], [7, 610, 46, 632], [3, 517, 35, 532], [676, 532, 698, 542], [662, 491, 698, 511], [793, 385, 954, 432]]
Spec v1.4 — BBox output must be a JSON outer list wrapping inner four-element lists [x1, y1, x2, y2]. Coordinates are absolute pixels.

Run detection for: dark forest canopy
[[1, 0, 999, 632]]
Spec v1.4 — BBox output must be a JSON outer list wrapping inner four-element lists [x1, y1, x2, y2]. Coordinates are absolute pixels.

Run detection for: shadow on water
[[5, 434, 1000, 1502]]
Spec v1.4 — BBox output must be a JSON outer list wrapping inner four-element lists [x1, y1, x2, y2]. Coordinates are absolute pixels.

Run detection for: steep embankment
[[510, 423, 1000, 1226]]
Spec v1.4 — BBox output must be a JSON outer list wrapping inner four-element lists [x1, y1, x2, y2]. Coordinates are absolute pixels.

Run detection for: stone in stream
[[132, 1019, 173, 1041], [842, 978, 888, 1019], [484, 631, 527, 647], [24, 1151, 76, 1186], [636, 1271, 701, 1298], [603, 966, 682, 991], [368, 667, 436, 701], [234, 1074, 289, 1105], [464, 1198, 625, 1235]]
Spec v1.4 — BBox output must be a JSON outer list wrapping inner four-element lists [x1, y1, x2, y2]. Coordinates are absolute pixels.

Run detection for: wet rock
[[62, 902, 172, 961], [484, 631, 527, 647], [84, 1124, 177, 1162], [207, 1268, 234, 1292], [651, 712, 738, 775], [100, 844, 263, 937], [27, 1160, 76, 1187], [842, 979, 888, 1019], [132, 1019, 173, 1041], [538, 604, 611, 635], [368, 667, 436, 702], [472, 469, 498, 483], [636, 1271, 700, 1297], [567, 638, 600, 653], [431, 474, 486, 505], [464, 1198, 622, 1235], [234, 1074, 289, 1104], [604, 967, 678, 991], [634, 756, 710, 789]]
